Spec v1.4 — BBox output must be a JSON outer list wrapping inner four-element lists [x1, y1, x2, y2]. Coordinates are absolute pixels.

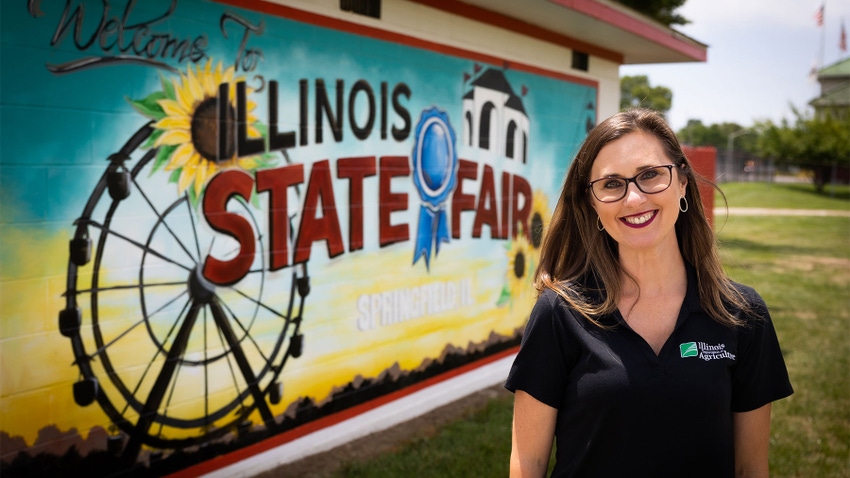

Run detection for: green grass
[[715, 181, 850, 210], [330, 183, 850, 477]]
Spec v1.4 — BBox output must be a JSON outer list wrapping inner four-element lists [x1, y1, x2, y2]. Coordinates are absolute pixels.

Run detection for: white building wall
[[266, 0, 619, 123]]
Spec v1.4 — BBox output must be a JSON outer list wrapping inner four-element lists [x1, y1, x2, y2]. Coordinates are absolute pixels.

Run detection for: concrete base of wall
[[200, 354, 516, 478]]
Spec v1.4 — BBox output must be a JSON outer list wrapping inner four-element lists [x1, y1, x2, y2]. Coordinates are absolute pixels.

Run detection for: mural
[[0, 0, 596, 475]]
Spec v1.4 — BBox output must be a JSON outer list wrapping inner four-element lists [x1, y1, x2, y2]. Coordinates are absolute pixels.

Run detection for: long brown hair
[[535, 108, 747, 327]]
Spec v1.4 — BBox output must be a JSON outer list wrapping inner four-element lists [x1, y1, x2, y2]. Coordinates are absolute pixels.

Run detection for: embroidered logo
[[679, 342, 698, 357], [680, 342, 736, 361]]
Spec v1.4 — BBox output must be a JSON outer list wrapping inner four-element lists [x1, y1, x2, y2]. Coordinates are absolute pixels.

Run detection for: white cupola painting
[[462, 67, 530, 163]]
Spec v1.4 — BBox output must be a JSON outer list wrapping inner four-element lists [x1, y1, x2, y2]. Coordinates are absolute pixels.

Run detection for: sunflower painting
[[496, 190, 550, 308], [496, 230, 532, 308], [128, 59, 276, 204], [528, 189, 550, 250]]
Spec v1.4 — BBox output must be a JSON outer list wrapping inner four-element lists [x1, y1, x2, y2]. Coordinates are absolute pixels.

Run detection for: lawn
[[330, 182, 850, 477]]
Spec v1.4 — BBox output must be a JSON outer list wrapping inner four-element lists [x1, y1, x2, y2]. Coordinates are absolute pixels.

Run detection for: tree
[[753, 108, 850, 193], [677, 120, 756, 153], [613, 0, 690, 26], [620, 75, 672, 116]]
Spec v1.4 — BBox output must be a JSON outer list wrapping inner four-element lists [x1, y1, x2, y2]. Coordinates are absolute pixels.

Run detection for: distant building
[[810, 57, 850, 118]]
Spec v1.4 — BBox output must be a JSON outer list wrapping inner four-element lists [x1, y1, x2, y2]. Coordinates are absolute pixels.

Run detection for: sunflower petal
[[157, 98, 188, 118], [154, 116, 191, 130], [155, 128, 192, 147], [165, 143, 198, 170]]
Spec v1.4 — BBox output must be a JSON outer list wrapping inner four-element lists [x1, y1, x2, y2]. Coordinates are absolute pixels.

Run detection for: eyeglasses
[[587, 164, 675, 203]]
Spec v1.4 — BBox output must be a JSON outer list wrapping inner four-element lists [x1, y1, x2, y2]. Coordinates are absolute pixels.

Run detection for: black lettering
[[315, 79, 344, 144], [268, 81, 296, 152], [299, 79, 309, 146], [237, 82, 264, 156], [221, 12, 264, 73], [380, 82, 388, 140], [349, 80, 375, 141], [391, 83, 411, 141]]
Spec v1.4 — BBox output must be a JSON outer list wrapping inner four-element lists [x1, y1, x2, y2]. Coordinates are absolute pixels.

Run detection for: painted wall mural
[[0, 0, 596, 475]]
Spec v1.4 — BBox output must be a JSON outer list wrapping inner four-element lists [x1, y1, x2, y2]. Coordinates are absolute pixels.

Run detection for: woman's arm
[[510, 390, 558, 478], [733, 403, 772, 478]]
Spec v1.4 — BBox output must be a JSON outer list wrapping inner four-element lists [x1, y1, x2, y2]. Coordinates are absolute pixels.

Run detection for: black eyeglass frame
[[587, 164, 676, 203]]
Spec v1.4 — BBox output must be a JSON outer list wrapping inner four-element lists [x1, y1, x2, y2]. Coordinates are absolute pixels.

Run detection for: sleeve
[[730, 285, 794, 412], [504, 289, 578, 410]]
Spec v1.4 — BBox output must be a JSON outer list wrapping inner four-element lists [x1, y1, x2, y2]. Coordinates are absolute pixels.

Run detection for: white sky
[[620, 0, 850, 130]]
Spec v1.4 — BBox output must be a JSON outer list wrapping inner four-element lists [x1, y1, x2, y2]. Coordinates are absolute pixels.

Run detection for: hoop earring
[[597, 216, 605, 231], [679, 196, 689, 213]]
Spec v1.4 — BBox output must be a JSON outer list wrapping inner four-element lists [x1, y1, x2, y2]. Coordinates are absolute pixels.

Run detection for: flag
[[815, 4, 824, 26], [841, 22, 847, 52]]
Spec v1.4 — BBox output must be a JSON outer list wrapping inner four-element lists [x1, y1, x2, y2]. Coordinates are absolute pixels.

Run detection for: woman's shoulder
[[728, 281, 767, 309]]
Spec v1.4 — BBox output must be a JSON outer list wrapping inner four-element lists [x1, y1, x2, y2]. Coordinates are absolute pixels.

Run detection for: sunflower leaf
[[496, 284, 512, 307], [126, 92, 167, 120], [169, 169, 181, 184], [150, 144, 177, 176], [142, 128, 164, 150], [159, 72, 176, 100], [187, 184, 199, 208]]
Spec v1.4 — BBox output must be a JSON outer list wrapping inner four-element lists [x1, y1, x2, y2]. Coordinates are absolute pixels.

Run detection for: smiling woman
[[505, 108, 794, 478]]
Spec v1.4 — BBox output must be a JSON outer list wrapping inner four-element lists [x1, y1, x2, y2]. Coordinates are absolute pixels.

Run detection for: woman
[[505, 109, 792, 477]]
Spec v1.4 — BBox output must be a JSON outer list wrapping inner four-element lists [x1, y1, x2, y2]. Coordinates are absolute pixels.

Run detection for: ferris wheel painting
[[0, 0, 599, 475], [59, 60, 309, 462]]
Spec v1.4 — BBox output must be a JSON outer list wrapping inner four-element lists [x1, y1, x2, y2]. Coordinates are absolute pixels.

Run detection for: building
[[810, 57, 850, 118], [0, 1, 705, 476]]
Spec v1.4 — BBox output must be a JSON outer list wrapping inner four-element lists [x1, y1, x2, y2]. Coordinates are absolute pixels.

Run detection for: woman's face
[[589, 131, 687, 256]]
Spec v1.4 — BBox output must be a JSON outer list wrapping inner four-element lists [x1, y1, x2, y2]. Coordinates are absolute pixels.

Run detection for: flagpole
[[818, 0, 826, 71]]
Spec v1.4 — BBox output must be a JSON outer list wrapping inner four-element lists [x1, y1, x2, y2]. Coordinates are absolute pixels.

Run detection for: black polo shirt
[[505, 267, 793, 477]]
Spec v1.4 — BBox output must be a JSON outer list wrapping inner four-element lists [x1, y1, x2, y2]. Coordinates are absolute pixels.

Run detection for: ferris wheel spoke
[[226, 284, 290, 322], [123, 301, 201, 461], [216, 297, 273, 369], [145, 289, 190, 322], [185, 196, 204, 265], [208, 298, 276, 426], [83, 219, 194, 272], [73, 280, 186, 295], [132, 178, 199, 265], [213, 318, 248, 411], [120, 297, 192, 418]]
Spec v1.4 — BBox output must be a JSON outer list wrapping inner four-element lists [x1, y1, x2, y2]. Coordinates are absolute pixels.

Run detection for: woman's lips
[[620, 210, 657, 228]]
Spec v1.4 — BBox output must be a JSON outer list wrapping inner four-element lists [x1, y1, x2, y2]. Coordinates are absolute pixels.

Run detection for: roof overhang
[[424, 0, 706, 65]]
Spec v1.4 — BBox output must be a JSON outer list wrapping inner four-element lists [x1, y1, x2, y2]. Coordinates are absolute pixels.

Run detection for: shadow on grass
[[718, 237, 825, 257], [773, 182, 850, 201]]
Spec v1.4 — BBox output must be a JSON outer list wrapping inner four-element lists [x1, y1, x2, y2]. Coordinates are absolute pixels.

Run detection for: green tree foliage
[[613, 0, 690, 26], [753, 108, 850, 192], [677, 119, 756, 152], [620, 75, 673, 115]]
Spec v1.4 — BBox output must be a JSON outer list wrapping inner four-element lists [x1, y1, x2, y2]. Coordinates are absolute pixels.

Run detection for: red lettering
[[202, 170, 256, 285], [293, 160, 345, 263], [512, 174, 532, 239], [500, 171, 511, 239], [337, 156, 377, 251], [471, 165, 499, 238], [378, 156, 410, 246], [256, 163, 305, 270], [451, 159, 477, 239]]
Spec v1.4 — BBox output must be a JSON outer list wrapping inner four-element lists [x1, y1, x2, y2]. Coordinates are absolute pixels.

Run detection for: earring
[[597, 216, 605, 231], [679, 196, 689, 213]]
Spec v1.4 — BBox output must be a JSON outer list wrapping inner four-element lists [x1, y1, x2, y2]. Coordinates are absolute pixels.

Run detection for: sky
[[620, 0, 850, 131]]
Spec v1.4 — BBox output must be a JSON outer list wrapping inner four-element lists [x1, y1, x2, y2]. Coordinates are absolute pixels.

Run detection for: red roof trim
[[549, 0, 707, 61]]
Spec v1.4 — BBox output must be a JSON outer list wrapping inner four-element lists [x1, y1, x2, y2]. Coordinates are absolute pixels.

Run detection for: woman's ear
[[678, 164, 689, 191]]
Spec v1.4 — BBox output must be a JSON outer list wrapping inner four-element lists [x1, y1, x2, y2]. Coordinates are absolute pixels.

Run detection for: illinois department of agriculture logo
[[680, 342, 699, 358]]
